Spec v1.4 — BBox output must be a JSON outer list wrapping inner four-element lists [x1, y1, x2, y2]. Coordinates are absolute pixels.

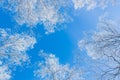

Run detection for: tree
[[72, 0, 119, 10], [0, 28, 36, 65], [79, 16, 120, 80], [0, 0, 70, 34], [0, 28, 36, 80], [0, 61, 11, 80], [34, 50, 84, 80], [1, 0, 119, 34]]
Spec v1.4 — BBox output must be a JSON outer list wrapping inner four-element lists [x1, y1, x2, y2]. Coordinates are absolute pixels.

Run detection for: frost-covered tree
[[0, 0, 119, 34], [79, 16, 120, 80], [0, 61, 11, 80], [0, 0, 70, 34], [72, 0, 119, 10], [0, 28, 36, 80], [0, 28, 36, 66], [34, 51, 84, 80]]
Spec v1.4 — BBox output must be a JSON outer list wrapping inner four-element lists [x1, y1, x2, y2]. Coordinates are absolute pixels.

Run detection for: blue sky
[[0, 1, 120, 80], [0, 9, 96, 80], [0, 7, 107, 80]]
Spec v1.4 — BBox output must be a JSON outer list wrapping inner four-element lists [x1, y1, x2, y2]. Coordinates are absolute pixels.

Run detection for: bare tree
[[79, 16, 120, 80]]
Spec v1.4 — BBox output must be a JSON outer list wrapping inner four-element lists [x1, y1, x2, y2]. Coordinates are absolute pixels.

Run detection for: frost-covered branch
[[79, 16, 120, 80], [0, 61, 11, 80], [0, 28, 36, 66], [0, 28, 36, 80], [0, 0, 70, 34], [34, 51, 84, 80], [72, 0, 119, 10]]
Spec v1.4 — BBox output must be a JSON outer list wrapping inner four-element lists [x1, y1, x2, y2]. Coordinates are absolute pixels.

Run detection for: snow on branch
[[34, 50, 84, 80]]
